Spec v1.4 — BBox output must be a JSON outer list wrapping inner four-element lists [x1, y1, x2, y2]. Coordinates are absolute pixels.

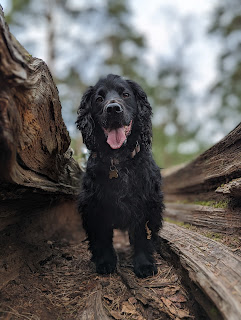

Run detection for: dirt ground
[[0, 228, 206, 320]]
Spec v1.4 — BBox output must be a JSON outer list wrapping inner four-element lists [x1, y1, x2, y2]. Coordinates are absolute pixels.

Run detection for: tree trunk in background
[[45, 0, 55, 73]]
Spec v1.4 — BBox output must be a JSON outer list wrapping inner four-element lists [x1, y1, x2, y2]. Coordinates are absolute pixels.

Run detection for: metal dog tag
[[109, 167, 118, 179], [109, 159, 119, 179]]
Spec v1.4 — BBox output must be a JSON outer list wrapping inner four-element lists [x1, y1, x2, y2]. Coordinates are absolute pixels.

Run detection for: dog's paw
[[96, 260, 116, 275], [95, 251, 117, 275], [134, 253, 157, 278]]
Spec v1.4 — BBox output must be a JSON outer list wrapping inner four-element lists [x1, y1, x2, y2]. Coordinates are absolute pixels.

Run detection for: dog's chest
[[98, 165, 145, 215]]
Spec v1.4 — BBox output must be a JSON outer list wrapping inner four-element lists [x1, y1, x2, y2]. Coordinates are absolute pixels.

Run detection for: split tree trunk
[[161, 123, 241, 320], [0, 7, 81, 195], [0, 6, 82, 287], [163, 123, 241, 203], [163, 122, 241, 234]]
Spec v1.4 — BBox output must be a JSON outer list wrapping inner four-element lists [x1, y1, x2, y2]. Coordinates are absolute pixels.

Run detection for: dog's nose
[[105, 103, 123, 114]]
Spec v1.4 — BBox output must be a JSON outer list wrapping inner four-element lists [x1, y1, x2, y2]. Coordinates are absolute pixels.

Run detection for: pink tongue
[[107, 127, 126, 149]]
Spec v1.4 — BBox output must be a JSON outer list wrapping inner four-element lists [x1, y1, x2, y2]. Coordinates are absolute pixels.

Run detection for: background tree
[[208, 0, 241, 134], [4, 0, 203, 168]]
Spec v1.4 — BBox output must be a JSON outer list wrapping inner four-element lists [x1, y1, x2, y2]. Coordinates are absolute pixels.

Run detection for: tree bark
[[163, 123, 241, 203], [0, 6, 81, 196], [160, 222, 241, 320], [164, 203, 241, 234], [0, 6, 82, 288], [162, 123, 241, 234]]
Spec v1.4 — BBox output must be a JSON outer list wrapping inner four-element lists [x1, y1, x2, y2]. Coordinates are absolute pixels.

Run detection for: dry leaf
[[121, 301, 137, 314], [161, 297, 190, 319], [169, 305, 179, 315], [175, 309, 190, 318], [62, 297, 70, 301], [161, 297, 172, 308], [110, 310, 122, 320], [163, 286, 180, 295], [128, 297, 137, 304], [169, 293, 187, 303]]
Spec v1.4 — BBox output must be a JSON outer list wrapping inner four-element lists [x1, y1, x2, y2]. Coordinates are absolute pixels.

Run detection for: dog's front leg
[[84, 218, 117, 275], [129, 224, 157, 278]]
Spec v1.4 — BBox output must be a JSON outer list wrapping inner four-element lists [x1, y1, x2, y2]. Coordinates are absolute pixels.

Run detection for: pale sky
[[1, 0, 228, 144], [1, 0, 218, 96], [130, 0, 219, 94]]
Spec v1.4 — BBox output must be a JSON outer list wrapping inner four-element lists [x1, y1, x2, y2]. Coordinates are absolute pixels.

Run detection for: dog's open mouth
[[103, 120, 132, 149]]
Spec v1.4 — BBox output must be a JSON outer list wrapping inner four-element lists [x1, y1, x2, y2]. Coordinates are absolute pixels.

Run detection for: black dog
[[76, 74, 164, 278]]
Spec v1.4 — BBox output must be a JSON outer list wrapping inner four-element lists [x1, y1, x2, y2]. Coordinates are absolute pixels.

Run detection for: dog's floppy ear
[[76, 86, 96, 150], [126, 80, 152, 149]]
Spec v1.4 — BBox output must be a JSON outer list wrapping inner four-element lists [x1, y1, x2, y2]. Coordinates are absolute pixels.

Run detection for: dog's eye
[[96, 96, 104, 103], [123, 92, 130, 98]]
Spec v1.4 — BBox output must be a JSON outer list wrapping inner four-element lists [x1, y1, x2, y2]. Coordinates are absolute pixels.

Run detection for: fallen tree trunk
[[0, 6, 82, 220], [161, 126, 241, 319], [160, 222, 241, 320], [163, 122, 241, 235], [0, 6, 82, 288], [0, 6, 81, 195], [164, 202, 241, 234], [163, 123, 241, 203]]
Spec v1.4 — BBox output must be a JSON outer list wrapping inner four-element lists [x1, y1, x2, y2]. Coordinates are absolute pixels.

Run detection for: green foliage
[[152, 125, 201, 168], [5, 0, 30, 24]]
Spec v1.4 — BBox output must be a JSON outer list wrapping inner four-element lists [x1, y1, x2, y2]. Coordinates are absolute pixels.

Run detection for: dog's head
[[76, 74, 152, 151]]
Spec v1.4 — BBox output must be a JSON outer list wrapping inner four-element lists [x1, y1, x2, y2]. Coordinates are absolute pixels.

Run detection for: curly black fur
[[76, 74, 164, 278]]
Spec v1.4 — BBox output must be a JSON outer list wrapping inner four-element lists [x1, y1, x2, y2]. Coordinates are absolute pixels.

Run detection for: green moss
[[204, 232, 223, 241], [25, 53, 32, 62], [174, 199, 229, 209], [164, 218, 194, 230], [164, 218, 225, 242], [193, 200, 229, 209]]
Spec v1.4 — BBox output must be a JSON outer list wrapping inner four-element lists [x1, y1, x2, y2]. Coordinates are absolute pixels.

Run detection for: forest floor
[[0, 229, 206, 320]]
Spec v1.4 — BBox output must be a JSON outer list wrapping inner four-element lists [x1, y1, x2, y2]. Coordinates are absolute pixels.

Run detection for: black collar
[[91, 141, 140, 161], [91, 141, 141, 179]]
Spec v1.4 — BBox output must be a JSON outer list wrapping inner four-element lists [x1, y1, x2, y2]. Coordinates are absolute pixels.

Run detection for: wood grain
[[160, 222, 241, 320], [164, 203, 241, 234], [162, 123, 241, 202], [0, 6, 81, 196]]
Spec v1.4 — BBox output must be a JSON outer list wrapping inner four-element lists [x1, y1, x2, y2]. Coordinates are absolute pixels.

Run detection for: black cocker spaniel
[[76, 74, 164, 278]]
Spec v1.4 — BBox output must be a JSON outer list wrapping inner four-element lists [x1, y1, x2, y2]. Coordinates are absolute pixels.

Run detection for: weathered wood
[[0, 6, 81, 196], [160, 222, 241, 320], [78, 287, 111, 320], [162, 123, 241, 202], [164, 203, 241, 234], [162, 122, 241, 244], [216, 178, 241, 198]]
